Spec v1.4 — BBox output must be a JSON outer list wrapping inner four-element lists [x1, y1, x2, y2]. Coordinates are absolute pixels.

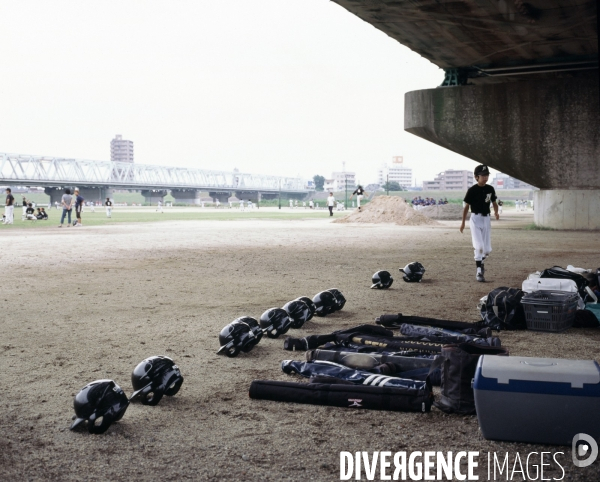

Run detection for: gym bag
[[480, 287, 526, 330]]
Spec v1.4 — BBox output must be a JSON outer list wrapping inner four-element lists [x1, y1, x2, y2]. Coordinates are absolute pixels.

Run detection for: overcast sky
[[0, 0, 492, 185]]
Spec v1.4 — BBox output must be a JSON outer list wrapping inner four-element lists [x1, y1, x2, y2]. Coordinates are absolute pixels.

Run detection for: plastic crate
[[521, 291, 578, 332]]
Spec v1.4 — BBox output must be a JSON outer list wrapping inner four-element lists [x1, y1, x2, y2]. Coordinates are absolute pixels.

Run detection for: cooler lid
[[480, 356, 600, 388]]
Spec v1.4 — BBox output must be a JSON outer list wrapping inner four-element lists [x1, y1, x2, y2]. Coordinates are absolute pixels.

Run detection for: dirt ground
[[1, 211, 599, 481]]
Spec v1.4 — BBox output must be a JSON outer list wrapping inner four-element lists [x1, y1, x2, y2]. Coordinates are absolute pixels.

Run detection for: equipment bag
[[249, 378, 433, 413], [480, 287, 527, 330], [283, 324, 393, 351], [398, 324, 494, 344], [376, 314, 487, 334], [540, 266, 588, 297], [282, 360, 426, 389], [434, 343, 509, 415]]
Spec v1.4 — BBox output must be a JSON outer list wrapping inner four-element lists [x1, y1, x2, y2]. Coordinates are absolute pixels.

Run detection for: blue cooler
[[473, 355, 600, 445]]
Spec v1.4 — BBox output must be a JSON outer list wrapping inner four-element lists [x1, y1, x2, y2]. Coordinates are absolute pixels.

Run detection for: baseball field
[[1, 208, 598, 481]]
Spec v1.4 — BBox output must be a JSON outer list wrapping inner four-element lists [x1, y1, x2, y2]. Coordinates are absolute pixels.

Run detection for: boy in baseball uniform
[[460, 165, 499, 282]]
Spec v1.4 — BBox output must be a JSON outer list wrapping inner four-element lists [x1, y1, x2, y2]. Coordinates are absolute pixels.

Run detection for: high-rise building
[[377, 156, 412, 188], [110, 135, 134, 163], [422, 170, 471, 190]]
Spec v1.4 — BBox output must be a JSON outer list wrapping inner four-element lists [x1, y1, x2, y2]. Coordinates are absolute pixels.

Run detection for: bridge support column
[[44, 187, 65, 206], [141, 190, 168, 204], [235, 191, 261, 204], [405, 72, 599, 230], [170, 189, 202, 205], [209, 192, 231, 204], [74, 187, 107, 203]]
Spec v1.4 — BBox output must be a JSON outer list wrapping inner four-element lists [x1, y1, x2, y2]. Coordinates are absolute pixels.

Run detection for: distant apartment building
[[422, 170, 471, 190], [324, 171, 356, 192], [377, 156, 412, 188], [110, 134, 134, 163], [492, 173, 534, 190]]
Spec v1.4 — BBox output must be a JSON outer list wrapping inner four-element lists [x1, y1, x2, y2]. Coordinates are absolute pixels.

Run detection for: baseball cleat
[[476, 273, 485, 282]]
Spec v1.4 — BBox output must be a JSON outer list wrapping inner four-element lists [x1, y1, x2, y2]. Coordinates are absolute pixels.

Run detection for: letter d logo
[[572, 433, 598, 468]]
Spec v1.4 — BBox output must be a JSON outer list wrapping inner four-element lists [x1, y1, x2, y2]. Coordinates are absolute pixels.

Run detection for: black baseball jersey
[[5, 194, 14, 206], [464, 184, 497, 215], [105, 201, 112, 207], [353, 188, 364, 196]]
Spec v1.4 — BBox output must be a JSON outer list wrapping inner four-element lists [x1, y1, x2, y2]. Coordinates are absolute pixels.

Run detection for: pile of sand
[[419, 203, 469, 220], [334, 196, 439, 226]]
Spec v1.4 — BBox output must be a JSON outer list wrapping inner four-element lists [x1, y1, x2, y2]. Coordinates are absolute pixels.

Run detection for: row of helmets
[[70, 356, 184, 434], [217, 289, 346, 358], [371, 262, 426, 289]]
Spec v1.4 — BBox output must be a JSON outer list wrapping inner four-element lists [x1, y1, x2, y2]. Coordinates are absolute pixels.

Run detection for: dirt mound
[[334, 196, 439, 226], [419, 203, 469, 220]]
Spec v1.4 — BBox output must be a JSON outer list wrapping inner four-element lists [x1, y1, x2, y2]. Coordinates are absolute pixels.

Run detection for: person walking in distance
[[3, 188, 15, 224], [156, 200, 163, 213], [105, 197, 113, 218], [350, 185, 367, 212], [59, 188, 73, 228], [327, 192, 335, 217], [73, 188, 84, 226], [460, 165, 499, 282]]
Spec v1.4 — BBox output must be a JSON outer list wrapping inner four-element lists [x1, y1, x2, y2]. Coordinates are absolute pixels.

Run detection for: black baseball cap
[[474, 165, 490, 177]]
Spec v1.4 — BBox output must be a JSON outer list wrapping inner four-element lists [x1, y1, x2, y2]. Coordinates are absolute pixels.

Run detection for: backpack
[[480, 287, 526, 330]]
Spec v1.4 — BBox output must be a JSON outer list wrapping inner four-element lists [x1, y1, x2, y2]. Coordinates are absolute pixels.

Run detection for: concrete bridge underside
[[332, 0, 598, 229]]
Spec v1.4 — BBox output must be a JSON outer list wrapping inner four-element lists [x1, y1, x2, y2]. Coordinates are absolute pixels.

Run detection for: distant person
[[239, 200, 245, 211], [215, 199, 220, 208], [156, 200, 163, 213], [41, 208, 48, 220], [25, 203, 37, 220], [350, 185, 367, 212], [105, 198, 113, 218], [59, 188, 73, 227], [3, 188, 15, 224], [55, 201, 59, 210], [36, 208, 44, 220], [309, 200, 314, 209], [73, 189, 84, 226], [497, 199, 503, 214], [327, 192, 335, 217], [302, 201, 306, 209], [89, 201, 95, 213], [289, 200, 293, 208], [294, 200, 298, 208]]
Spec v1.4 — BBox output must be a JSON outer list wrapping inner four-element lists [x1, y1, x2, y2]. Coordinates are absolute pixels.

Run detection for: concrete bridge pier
[[209, 191, 231, 204], [44, 187, 65, 206], [142, 190, 168, 204], [404, 72, 600, 230], [170, 189, 202, 205], [235, 191, 261, 204], [75, 187, 109, 203]]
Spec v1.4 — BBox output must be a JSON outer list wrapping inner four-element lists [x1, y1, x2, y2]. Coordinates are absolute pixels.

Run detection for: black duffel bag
[[480, 287, 526, 330], [434, 342, 509, 415], [249, 377, 433, 413]]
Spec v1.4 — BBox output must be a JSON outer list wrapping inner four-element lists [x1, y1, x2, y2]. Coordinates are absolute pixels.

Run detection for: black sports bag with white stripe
[[249, 377, 433, 412]]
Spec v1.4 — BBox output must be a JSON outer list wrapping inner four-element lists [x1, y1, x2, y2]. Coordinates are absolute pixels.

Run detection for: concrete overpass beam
[[405, 72, 599, 230], [44, 187, 65, 206], [170, 189, 202, 205], [235, 191, 261, 203], [142, 190, 168, 204]]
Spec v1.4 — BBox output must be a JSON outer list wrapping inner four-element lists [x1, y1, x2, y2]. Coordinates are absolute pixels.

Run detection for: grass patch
[[0, 207, 345, 229], [524, 223, 554, 231]]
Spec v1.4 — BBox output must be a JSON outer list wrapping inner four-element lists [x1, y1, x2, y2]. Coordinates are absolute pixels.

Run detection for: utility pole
[[345, 176, 348, 209], [386, 174, 389, 196], [278, 179, 281, 210]]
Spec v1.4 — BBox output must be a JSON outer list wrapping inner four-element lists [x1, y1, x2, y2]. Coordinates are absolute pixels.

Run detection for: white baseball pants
[[469, 213, 491, 261], [4, 205, 14, 224], [357, 195, 363, 207]]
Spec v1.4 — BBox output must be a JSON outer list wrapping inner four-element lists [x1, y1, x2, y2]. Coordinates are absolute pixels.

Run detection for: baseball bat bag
[[283, 324, 394, 351], [376, 314, 488, 333], [282, 359, 431, 388], [434, 342, 509, 415], [319, 342, 435, 358], [398, 324, 501, 347], [249, 378, 433, 413], [305, 350, 440, 385], [480, 287, 527, 330]]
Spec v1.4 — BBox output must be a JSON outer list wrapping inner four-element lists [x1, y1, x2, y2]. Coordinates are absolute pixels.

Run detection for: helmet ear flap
[[164, 375, 184, 396], [87, 413, 112, 434], [139, 387, 164, 406]]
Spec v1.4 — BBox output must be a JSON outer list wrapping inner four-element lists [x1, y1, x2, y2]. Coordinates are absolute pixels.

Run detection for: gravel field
[[1, 211, 599, 481]]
